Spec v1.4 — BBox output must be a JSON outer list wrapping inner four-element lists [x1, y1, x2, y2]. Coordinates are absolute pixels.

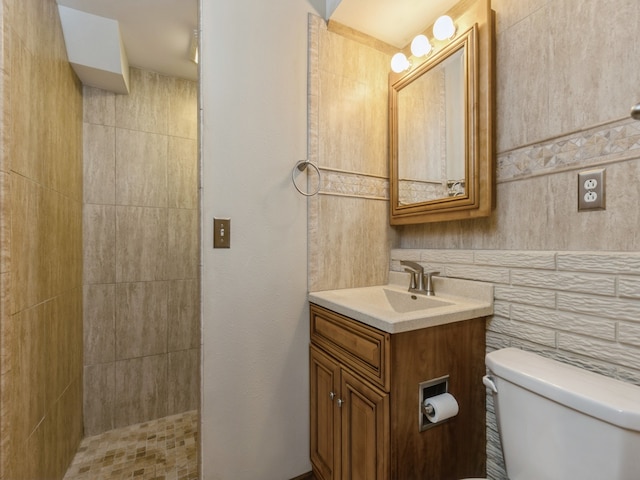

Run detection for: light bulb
[[411, 35, 432, 57], [390, 52, 410, 73], [433, 15, 456, 40]]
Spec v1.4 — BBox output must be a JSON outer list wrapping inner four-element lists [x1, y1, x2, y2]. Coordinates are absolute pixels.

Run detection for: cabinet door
[[340, 369, 389, 480], [310, 345, 342, 480]]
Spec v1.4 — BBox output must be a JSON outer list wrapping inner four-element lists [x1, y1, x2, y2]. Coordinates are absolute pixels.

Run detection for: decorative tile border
[[319, 168, 388, 200], [319, 116, 640, 194], [310, 11, 640, 194], [318, 116, 640, 193], [497, 118, 640, 182]]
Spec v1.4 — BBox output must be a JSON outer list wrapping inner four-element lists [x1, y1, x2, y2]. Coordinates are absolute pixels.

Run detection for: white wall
[[200, 1, 318, 478]]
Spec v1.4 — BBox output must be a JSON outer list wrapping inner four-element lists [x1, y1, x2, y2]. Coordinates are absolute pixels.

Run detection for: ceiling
[[55, 0, 457, 84], [56, 0, 198, 82], [329, 0, 459, 48]]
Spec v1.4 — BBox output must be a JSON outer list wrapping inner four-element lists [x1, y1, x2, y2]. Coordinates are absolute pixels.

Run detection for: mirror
[[396, 46, 467, 205], [389, 0, 494, 225]]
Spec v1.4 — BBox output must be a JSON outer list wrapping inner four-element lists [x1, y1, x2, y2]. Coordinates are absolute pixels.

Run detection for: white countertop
[[309, 272, 494, 334]]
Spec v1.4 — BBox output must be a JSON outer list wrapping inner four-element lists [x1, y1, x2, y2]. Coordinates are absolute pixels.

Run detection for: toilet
[[470, 347, 640, 480]]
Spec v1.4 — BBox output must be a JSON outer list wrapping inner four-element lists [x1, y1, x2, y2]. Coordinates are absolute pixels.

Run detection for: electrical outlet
[[578, 169, 605, 211], [584, 178, 598, 190], [584, 191, 598, 203]]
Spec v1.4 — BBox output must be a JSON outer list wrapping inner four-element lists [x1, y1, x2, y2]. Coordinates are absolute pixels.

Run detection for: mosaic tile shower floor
[[64, 410, 198, 480]]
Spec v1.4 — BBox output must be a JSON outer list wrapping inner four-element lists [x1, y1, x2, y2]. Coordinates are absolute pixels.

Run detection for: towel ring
[[292, 160, 321, 196], [631, 103, 640, 120]]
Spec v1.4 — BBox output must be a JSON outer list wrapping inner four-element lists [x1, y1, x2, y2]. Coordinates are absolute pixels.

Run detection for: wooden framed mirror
[[389, 0, 494, 225]]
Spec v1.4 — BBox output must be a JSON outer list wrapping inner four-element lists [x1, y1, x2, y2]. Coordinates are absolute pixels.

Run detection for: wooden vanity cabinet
[[310, 345, 389, 480], [309, 303, 486, 480]]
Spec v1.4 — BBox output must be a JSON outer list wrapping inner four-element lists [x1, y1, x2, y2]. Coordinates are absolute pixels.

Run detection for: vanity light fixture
[[390, 14, 457, 72], [433, 15, 456, 40], [391, 52, 411, 73], [390, 35, 431, 73], [410, 34, 432, 57]]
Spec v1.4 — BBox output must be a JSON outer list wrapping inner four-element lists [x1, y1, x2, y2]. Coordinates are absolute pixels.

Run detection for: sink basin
[[308, 272, 494, 333], [383, 288, 452, 313]]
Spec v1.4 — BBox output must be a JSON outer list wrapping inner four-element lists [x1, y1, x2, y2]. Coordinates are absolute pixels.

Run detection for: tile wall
[[0, 0, 84, 478], [82, 68, 199, 435], [307, 15, 396, 292]]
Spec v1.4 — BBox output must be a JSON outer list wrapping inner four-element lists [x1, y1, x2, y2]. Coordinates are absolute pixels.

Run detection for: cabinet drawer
[[310, 303, 390, 391]]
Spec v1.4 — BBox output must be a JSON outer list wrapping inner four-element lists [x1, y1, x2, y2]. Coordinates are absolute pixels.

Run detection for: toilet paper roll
[[423, 392, 459, 423]]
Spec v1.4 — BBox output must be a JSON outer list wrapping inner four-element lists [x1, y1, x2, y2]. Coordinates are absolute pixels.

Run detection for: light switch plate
[[213, 218, 230, 248]]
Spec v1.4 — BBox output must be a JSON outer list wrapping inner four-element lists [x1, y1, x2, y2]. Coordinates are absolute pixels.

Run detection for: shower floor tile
[[64, 410, 198, 480]]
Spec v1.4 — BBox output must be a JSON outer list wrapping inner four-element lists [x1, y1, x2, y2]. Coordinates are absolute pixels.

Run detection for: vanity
[[308, 0, 496, 476], [308, 273, 493, 479]]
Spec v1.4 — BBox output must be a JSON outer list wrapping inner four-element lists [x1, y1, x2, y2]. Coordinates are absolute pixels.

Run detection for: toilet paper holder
[[422, 402, 435, 417], [419, 375, 451, 432]]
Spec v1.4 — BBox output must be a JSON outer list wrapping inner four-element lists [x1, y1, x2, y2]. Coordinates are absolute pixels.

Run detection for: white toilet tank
[[486, 348, 640, 480]]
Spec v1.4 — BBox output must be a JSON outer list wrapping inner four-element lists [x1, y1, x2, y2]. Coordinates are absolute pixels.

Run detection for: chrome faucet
[[400, 260, 440, 296], [401, 260, 424, 292]]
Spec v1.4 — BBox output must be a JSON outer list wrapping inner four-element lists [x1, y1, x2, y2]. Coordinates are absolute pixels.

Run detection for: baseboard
[[289, 472, 314, 480]]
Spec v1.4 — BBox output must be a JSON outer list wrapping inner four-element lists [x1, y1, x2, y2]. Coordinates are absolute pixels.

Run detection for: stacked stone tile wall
[[391, 248, 640, 479]]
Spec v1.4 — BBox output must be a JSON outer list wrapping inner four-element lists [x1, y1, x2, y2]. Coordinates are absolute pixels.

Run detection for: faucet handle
[[405, 269, 418, 289], [423, 271, 440, 296]]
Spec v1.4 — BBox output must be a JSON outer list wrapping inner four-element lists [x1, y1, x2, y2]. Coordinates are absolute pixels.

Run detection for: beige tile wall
[[83, 68, 199, 436], [0, 0, 84, 478], [308, 15, 396, 292]]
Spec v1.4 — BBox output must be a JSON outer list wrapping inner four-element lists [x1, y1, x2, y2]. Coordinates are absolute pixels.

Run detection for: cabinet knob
[[337, 398, 345, 408], [329, 391, 336, 401]]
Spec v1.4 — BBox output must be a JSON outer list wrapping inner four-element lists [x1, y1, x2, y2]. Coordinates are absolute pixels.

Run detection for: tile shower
[[0, 1, 199, 476], [83, 68, 200, 436]]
